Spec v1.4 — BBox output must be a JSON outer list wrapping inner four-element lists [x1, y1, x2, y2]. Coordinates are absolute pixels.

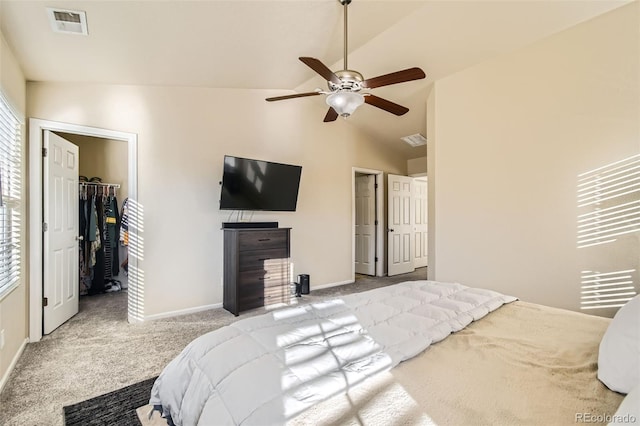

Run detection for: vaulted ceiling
[[0, 0, 629, 157]]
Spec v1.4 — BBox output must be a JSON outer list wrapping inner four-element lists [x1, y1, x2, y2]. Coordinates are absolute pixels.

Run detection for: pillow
[[598, 295, 640, 394], [609, 382, 639, 425]]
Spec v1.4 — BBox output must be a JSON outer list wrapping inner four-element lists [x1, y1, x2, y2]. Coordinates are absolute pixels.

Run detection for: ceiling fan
[[266, 0, 426, 122]]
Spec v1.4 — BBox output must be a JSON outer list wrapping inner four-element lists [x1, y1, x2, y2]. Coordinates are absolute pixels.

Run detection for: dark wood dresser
[[223, 228, 291, 316]]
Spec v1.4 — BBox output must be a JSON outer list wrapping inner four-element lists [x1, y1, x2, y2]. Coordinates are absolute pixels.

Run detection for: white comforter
[[149, 280, 516, 425]]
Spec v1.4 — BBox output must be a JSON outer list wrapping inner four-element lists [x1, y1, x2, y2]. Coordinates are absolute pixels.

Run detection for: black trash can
[[298, 274, 310, 295]]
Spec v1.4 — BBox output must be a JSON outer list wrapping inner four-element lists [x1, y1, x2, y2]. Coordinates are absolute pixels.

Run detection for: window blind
[[0, 93, 22, 297]]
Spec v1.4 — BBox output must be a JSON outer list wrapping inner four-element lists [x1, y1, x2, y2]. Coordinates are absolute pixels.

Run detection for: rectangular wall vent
[[401, 134, 427, 147], [47, 8, 88, 35]]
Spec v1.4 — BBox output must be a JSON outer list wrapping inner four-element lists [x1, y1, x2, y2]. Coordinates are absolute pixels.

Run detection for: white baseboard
[[144, 303, 222, 321], [144, 278, 360, 321], [310, 279, 353, 291], [0, 338, 28, 394]]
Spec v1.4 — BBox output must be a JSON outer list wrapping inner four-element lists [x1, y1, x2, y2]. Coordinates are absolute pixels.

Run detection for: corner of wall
[[426, 86, 436, 280]]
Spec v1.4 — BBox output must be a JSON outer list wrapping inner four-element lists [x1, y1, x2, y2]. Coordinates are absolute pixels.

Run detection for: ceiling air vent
[[401, 133, 427, 147], [47, 8, 88, 35]]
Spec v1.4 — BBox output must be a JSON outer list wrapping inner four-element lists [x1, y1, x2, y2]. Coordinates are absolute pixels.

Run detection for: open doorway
[[352, 167, 384, 280], [28, 119, 139, 342]]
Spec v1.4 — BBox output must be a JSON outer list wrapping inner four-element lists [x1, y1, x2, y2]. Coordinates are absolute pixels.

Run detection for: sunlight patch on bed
[[289, 369, 437, 425], [272, 300, 395, 420]]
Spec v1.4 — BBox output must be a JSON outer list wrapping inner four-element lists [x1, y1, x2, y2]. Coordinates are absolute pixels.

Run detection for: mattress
[[140, 285, 624, 426]]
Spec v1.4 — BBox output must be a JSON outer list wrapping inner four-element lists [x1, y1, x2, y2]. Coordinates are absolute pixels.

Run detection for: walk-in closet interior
[[55, 132, 129, 304]]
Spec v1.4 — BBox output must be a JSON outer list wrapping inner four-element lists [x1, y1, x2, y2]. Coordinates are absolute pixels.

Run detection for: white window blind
[[0, 93, 22, 297]]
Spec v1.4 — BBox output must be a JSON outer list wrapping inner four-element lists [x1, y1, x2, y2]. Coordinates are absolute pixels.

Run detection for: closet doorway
[[28, 119, 139, 342], [58, 131, 130, 292]]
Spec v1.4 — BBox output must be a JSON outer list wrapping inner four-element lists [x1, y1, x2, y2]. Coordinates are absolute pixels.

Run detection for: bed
[[142, 280, 637, 426]]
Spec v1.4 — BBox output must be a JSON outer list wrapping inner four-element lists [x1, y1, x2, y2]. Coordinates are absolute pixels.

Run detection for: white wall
[[429, 3, 639, 316], [27, 83, 407, 317], [0, 31, 27, 389]]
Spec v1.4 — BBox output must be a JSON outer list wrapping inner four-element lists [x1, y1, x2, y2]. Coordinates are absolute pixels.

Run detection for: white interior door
[[413, 178, 428, 268], [388, 174, 415, 276], [355, 175, 376, 275], [43, 131, 79, 334]]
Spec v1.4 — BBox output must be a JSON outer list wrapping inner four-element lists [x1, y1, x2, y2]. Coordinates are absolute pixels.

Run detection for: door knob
[[76, 235, 84, 241], [389, 229, 394, 232]]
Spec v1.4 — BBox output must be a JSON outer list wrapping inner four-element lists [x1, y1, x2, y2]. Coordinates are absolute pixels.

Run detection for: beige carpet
[[0, 268, 426, 426]]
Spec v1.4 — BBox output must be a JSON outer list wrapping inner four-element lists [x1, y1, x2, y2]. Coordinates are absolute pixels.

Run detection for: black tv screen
[[219, 155, 302, 211]]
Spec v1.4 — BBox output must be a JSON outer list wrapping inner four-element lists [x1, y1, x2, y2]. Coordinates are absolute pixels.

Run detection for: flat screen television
[[219, 155, 302, 211]]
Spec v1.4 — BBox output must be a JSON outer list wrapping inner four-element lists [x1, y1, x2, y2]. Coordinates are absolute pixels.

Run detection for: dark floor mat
[[63, 376, 157, 426]]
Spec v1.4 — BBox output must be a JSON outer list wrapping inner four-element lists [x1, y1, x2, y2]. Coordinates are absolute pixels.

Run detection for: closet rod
[[79, 182, 120, 188]]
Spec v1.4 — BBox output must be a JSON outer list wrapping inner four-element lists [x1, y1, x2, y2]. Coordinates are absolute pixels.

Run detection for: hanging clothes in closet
[[78, 179, 122, 295]]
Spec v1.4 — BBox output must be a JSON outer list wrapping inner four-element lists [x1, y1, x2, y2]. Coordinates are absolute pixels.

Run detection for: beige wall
[[429, 3, 639, 316], [27, 83, 407, 316], [407, 156, 427, 177], [1, 34, 25, 113], [57, 134, 129, 202], [426, 86, 436, 280], [0, 32, 27, 388]]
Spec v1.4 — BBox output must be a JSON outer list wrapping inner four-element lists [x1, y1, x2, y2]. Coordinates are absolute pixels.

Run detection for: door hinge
[[43, 222, 48, 232], [374, 183, 378, 189], [43, 297, 48, 307], [375, 257, 378, 262], [374, 220, 378, 226], [42, 147, 48, 157]]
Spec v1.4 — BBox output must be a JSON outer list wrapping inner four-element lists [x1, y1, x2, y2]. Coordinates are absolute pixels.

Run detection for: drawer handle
[[258, 277, 269, 281], [258, 238, 271, 242]]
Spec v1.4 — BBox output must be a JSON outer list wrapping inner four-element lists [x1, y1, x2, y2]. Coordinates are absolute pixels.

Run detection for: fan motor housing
[[329, 70, 364, 92]]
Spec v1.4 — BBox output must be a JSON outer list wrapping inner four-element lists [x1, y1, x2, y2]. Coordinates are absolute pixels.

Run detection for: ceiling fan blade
[[265, 92, 321, 102], [362, 67, 426, 89], [364, 94, 409, 116], [323, 107, 338, 122], [299, 57, 342, 85]]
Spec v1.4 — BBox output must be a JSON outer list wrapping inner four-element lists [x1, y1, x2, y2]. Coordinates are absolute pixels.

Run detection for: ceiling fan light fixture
[[265, 0, 426, 122], [326, 91, 364, 117]]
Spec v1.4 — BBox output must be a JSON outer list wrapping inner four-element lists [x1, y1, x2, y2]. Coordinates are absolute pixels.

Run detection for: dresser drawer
[[238, 269, 289, 288], [238, 248, 288, 272], [238, 230, 288, 251], [238, 296, 265, 312], [239, 283, 291, 307]]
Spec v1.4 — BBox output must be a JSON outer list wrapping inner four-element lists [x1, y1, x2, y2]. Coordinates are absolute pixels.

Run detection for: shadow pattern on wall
[[577, 154, 640, 310]]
